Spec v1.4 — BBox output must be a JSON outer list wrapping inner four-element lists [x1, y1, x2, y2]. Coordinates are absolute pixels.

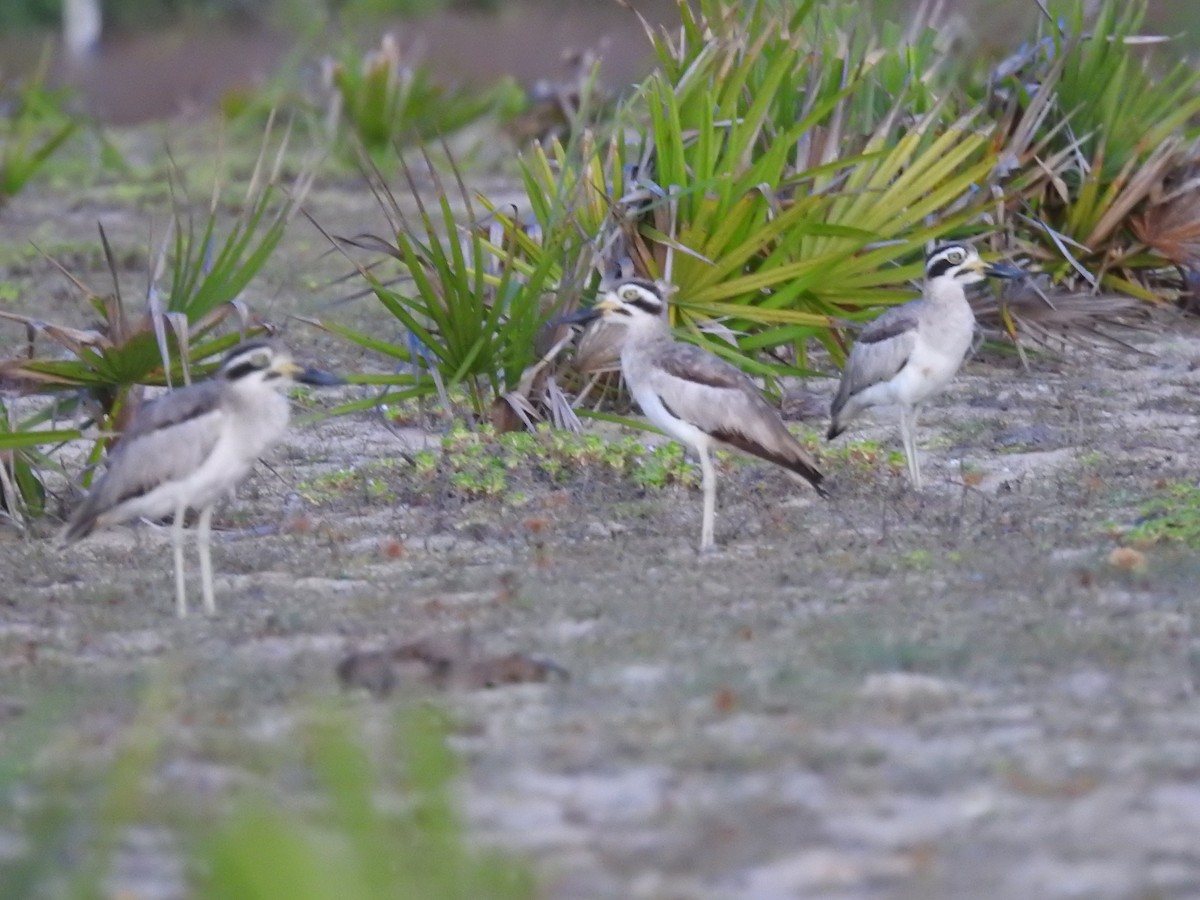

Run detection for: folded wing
[[648, 342, 826, 494], [63, 384, 226, 541]]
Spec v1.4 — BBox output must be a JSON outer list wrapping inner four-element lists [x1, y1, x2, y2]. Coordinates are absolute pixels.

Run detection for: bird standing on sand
[[61, 339, 343, 617], [827, 242, 1023, 491], [565, 279, 826, 552]]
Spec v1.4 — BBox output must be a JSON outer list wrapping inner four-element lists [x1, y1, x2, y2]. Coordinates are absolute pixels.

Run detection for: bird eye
[[621, 288, 640, 302], [947, 249, 966, 264], [250, 351, 272, 369]]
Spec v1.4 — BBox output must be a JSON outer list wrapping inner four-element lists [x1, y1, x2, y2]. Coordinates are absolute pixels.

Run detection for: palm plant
[[0, 400, 80, 523], [990, 0, 1200, 300], [325, 0, 1198, 441], [308, 148, 589, 430]]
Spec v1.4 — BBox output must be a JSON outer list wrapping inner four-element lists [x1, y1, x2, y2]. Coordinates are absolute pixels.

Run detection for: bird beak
[[277, 361, 345, 386], [982, 260, 1023, 280], [557, 306, 601, 326], [555, 298, 620, 327], [296, 367, 345, 387]]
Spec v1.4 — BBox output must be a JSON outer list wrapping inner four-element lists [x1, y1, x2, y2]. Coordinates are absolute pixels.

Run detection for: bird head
[[558, 278, 668, 334], [219, 340, 344, 391], [925, 243, 1023, 287]]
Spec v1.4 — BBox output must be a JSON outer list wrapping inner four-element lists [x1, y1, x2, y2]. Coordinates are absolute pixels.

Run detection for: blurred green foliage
[[0, 0, 500, 31], [0, 54, 79, 206], [327, 34, 525, 158], [0, 680, 535, 900]]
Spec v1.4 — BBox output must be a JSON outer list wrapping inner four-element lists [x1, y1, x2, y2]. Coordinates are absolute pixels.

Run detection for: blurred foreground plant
[[0, 675, 534, 900], [325, 33, 524, 160], [0, 52, 80, 207], [201, 706, 534, 900]]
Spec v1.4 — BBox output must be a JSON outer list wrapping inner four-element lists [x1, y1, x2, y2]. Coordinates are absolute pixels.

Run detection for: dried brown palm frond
[[1130, 170, 1200, 271], [983, 0, 1200, 304], [971, 276, 1158, 363]]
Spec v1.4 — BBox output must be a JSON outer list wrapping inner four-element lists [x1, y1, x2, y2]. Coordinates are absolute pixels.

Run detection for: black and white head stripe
[[610, 279, 666, 316], [924, 243, 973, 280], [221, 340, 278, 381]]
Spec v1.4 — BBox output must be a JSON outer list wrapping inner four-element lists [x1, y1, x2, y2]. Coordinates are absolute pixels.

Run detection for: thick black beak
[[984, 261, 1024, 280], [555, 306, 602, 327], [297, 367, 345, 387]]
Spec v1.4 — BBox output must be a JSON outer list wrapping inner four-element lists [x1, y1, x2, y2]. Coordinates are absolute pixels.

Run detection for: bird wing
[[830, 302, 921, 416], [63, 384, 226, 540], [644, 342, 825, 491], [648, 341, 765, 428], [121, 380, 223, 439]]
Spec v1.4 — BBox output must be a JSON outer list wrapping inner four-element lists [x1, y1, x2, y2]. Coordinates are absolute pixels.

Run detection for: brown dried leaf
[[337, 633, 569, 697]]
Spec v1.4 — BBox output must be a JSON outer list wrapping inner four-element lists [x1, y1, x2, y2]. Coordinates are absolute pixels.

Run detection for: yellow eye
[[621, 288, 640, 302]]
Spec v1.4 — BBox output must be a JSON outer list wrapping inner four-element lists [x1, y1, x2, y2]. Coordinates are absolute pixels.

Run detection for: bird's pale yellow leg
[[899, 405, 922, 492], [172, 502, 188, 618], [197, 505, 215, 615], [698, 446, 716, 552]]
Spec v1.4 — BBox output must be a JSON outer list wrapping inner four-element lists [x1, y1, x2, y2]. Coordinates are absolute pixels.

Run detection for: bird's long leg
[[899, 405, 922, 492], [698, 444, 716, 552], [909, 407, 924, 491], [172, 502, 188, 618], [197, 505, 215, 615]]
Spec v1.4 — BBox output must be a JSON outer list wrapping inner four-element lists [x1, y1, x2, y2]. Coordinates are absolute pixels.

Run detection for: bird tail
[[827, 379, 855, 442], [784, 455, 828, 499], [712, 426, 827, 498], [60, 498, 100, 545]]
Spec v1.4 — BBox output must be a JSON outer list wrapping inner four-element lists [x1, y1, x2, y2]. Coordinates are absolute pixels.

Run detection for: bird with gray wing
[[61, 339, 343, 617], [827, 242, 1022, 491], [564, 279, 826, 552]]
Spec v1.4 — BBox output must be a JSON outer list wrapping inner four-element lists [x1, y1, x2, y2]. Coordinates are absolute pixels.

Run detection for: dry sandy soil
[[5, 71, 1200, 900]]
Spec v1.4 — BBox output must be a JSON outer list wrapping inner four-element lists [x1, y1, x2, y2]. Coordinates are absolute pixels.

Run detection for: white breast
[[623, 342, 714, 451], [629, 379, 711, 450], [893, 299, 975, 406]]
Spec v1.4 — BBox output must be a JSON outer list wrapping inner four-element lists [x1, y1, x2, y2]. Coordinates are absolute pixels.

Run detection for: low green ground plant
[[1126, 481, 1200, 548], [407, 423, 702, 500]]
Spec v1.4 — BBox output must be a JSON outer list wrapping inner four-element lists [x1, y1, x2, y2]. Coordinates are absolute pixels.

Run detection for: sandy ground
[[5, 133, 1200, 899]]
